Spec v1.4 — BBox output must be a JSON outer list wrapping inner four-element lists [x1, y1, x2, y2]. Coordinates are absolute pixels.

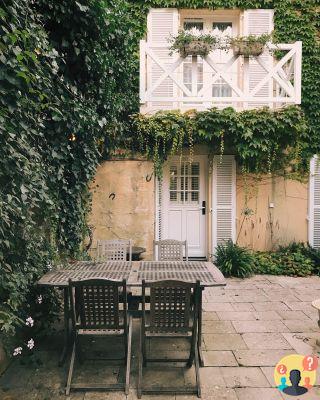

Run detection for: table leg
[[58, 287, 70, 366], [198, 288, 204, 367]]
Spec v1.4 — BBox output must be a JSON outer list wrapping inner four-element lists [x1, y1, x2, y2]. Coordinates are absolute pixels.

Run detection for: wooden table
[[38, 260, 226, 366]]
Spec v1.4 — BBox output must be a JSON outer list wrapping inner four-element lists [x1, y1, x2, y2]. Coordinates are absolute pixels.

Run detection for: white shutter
[[212, 155, 236, 250], [309, 156, 320, 248], [147, 8, 179, 109], [243, 9, 274, 107], [155, 177, 163, 241]]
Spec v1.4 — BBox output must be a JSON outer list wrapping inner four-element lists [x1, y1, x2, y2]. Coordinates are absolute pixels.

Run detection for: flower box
[[232, 41, 265, 57], [180, 40, 213, 58]]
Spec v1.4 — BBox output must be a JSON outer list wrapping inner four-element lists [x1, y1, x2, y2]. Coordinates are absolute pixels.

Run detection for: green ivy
[[133, 106, 308, 176], [127, 0, 320, 170]]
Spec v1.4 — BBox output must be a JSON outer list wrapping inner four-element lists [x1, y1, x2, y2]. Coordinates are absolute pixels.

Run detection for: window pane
[[184, 21, 204, 31], [212, 22, 232, 32], [191, 191, 199, 202]]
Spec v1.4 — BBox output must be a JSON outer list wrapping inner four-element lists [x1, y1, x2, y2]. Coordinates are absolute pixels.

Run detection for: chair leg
[[76, 336, 84, 365], [125, 316, 133, 395], [194, 342, 201, 398], [65, 341, 76, 396], [137, 325, 143, 398]]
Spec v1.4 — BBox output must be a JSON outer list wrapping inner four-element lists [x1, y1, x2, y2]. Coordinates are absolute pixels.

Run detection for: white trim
[[309, 155, 319, 247]]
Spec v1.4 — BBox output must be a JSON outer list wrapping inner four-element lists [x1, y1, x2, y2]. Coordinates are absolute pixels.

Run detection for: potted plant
[[229, 34, 271, 57], [169, 28, 219, 58]]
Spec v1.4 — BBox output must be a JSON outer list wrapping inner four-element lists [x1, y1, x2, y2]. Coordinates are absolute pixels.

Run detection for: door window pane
[[169, 161, 200, 204]]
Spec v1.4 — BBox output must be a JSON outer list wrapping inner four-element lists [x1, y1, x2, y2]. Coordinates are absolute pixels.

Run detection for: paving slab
[[285, 301, 315, 311], [281, 332, 319, 354], [202, 311, 220, 320], [197, 367, 225, 388], [203, 302, 234, 312], [276, 310, 311, 320], [242, 333, 293, 350], [201, 387, 238, 399], [232, 303, 255, 311], [202, 321, 236, 333], [219, 367, 270, 388], [235, 387, 283, 400], [203, 351, 238, 367], [234, 349, 293, 367], [203, 334, 247, 350], [261, 366, 277, 387], [253, 302, 290, 311], [282, 319, 319, 333], [232, 320, 289, 333]]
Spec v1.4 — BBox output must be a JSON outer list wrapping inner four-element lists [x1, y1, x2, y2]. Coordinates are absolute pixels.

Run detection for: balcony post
[[243, 56, 250, 109]]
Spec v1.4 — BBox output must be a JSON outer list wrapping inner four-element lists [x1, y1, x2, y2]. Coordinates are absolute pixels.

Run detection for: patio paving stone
[[1, 274, 319, 399], [281, 332, 319, 354], [233, 349, 293, 367], [202, 321, 236, 333], [282, 319, 319, 332], [203, 351, 238, 367], [232, 320, 289, 333], [235, 387, 283, 400], [203, 302, 234, 312], [242, 333, 293, 350], [252, 302, 290, 311], [202, 311, 220, 320], [276, 310, 311, 320], [231, 303, 255, 311], [219, 366, 270, 388], [203, 334, 247, 350]]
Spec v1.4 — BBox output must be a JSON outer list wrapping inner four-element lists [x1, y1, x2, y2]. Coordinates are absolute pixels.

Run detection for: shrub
[[215, 240, 254, 278], [252, 242, 315, 277]]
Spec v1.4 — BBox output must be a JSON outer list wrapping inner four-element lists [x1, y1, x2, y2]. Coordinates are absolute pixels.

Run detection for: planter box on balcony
[[180, 41, 213, 58], [232, 41, 264, 57]]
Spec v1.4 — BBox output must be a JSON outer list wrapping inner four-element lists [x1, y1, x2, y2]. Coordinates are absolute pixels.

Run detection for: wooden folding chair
[[138, 279, 201, 398], [154, 239, 188, 261], [65, 278, 132, 395]]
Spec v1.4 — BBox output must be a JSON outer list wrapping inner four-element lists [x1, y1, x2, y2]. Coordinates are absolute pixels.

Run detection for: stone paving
[[0, 275, 320, 400]]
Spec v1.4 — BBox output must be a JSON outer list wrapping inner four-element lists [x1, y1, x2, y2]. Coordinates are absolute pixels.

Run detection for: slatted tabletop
[[37, 261, 226, 288]]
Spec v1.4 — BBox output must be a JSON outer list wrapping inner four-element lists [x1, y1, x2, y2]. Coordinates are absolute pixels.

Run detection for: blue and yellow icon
[[274, 354, 318, 396]]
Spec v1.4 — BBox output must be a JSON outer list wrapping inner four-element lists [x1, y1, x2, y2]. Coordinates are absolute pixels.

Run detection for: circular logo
[[274, 354, 318, 396]]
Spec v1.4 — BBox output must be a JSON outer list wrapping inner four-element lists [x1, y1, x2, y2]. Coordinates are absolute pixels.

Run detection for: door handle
[[199, 201, 206, 215]]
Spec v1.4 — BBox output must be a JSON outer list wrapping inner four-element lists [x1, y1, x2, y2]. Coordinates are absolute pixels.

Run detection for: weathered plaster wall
[[89, 160, 155, 259], [90, 159, 309, 257], [236, 174, 308, 251]]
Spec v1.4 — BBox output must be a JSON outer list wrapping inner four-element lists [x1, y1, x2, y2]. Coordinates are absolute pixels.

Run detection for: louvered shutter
[[309, 156, 320, 248], [212, 156, 236, 250], [243, 9, 274, 107], [147, 8, 179, 109]]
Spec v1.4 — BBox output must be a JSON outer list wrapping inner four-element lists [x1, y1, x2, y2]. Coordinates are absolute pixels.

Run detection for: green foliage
[[252, 242, 316, 277], [0, 0, 137, 351], [133, 106, 307, 176], [169, 29, 220, 57], [129, 0, 320, 172], [215, 240, 254, 278]]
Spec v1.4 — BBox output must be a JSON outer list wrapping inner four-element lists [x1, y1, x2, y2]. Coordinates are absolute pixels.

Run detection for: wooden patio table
[[37, 260, 226, 366]]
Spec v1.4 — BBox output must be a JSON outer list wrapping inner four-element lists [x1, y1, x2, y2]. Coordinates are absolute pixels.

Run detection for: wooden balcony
[[139, 40, 302, 113]]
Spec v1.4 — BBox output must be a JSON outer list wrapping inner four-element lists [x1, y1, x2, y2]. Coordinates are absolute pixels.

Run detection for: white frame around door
[[156, 155, 208, 258]]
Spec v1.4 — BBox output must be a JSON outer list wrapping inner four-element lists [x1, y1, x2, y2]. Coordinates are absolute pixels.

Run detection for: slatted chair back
[[142, 280, 200, 334], [69, 278, 127, 331], [154, 239, 188, 261], [96, 239, 132, 262]]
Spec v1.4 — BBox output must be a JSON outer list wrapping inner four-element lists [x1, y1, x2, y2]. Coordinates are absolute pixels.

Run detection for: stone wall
[[89, 160, 155, 259]]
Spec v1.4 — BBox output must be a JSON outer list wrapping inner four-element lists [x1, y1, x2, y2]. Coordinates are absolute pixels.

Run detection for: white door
[[161, 156, 207, 258]]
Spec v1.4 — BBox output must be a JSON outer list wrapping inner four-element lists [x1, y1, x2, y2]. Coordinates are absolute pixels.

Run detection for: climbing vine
[[133, 106, 308, 177], [126, 0, 320, 174]]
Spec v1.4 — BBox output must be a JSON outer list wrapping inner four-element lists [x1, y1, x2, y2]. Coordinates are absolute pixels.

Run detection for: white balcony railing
[[139, 40, 302, 113]]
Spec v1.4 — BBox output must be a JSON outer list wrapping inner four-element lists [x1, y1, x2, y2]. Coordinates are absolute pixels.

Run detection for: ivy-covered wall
[[124, 0, 319, 174]]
